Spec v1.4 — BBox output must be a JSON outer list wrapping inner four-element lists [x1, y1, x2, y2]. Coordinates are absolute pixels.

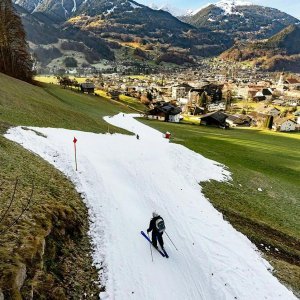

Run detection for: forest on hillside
[[0, 0, 32, 81]]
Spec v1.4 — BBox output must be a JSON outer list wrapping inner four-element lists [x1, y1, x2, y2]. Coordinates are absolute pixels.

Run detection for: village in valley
[[40, 60, 300, 133]]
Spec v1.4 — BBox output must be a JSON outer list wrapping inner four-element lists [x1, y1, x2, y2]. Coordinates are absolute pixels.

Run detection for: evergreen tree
[[0, 0, 33, 81], [146, 91, 153, 101], [64, 57, 78, 68]]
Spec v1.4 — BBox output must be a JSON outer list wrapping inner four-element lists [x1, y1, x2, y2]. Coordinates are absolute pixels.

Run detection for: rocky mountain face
[[14, 0, 43, 12], [13, 0, 300, 69], [14, 3, 115, 67], [182, 0, 299, 40], [13, 0, 233, 68], [220, 25, 300, 72]]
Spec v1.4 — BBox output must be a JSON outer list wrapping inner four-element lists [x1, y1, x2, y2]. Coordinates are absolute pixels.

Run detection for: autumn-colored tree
[[199, 91, 207, 109], [0, 0, 33, 81]]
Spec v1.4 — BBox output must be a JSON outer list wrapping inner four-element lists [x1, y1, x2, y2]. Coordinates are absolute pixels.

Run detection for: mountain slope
[[14, 3, 115, 66], [14, 4, 58, 45], [264, 24, 300, 55], [183, 0, 299, 40], [220, 24, 300, 71], [13, 0, 233, 67]]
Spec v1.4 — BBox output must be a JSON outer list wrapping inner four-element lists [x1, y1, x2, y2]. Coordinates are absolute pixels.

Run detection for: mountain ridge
[[220, 24, 300, 71], [13, 0, 233, 68], [182, 1, 299, 40], [13, 0, 300, 69]]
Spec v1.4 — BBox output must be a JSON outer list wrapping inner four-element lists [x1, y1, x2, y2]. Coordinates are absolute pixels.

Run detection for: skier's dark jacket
[[147, 216, 164, 234]]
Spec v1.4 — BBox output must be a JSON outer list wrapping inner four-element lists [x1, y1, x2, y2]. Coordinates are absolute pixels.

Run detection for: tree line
[[0, 0, 33, 81]]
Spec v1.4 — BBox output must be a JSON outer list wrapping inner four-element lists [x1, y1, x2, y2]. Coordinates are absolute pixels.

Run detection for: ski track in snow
[[5, 114, 296, 300]]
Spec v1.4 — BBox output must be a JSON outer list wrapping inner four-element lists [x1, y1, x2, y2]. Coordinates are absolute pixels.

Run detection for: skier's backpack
[[155, 217, 165, 233]]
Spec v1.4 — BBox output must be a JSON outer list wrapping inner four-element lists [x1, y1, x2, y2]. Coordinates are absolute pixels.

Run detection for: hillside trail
[[5, 113, 296, 300]]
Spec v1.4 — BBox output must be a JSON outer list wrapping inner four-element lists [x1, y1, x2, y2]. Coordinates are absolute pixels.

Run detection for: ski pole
[[148, 232, 153, 262], [165, 231, 178, 251]]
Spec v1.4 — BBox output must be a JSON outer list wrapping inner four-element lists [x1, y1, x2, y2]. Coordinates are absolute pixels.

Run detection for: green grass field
[[35, 75, 90, 85], [0, 74, 131, 133], [0, 73, 131, 298], [95, 89, 146, 111], [35, 76, 146, 113], [140, 119, 300, 295]]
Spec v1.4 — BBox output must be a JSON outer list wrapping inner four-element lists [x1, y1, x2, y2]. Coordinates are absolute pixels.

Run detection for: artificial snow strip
[[5, 114, 296, 299]]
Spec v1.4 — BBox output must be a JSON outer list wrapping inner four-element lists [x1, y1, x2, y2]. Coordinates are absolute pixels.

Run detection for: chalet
[[226, 114, 252, 127], [254, 88, 273, 101], [272, 118, 297, 132], [148, 101, 182, 122], [80, 82, 95, 94], [246, 85, 265, 100], [258, 106, 280, 117], [199, 111, 228, 128], [285, 78, 300, 86]]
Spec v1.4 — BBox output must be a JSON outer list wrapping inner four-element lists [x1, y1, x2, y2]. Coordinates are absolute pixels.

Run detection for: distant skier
[[147, 212, 165, 250]]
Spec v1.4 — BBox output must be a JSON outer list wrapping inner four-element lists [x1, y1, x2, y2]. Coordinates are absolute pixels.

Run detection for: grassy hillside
[[0, 73, 130, 298], [141, 119, 300, 296], [0, 73, 131, 133]]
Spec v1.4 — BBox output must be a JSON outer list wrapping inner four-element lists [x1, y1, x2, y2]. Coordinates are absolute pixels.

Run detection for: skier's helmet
[[152, 211, 159, 218]]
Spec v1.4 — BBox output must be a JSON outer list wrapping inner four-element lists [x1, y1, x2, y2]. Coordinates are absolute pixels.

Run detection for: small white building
[[177, 98, 189, 105], [169, 114, 181, 123], [273, 118, 297, 132], [296, 116, 300, 131]]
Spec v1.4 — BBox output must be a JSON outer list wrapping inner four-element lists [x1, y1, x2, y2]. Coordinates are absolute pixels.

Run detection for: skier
[[147, 212, 165, 250]]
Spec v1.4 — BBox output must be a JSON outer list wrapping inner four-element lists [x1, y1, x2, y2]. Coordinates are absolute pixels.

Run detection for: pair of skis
[[141, 231, 169, 258]]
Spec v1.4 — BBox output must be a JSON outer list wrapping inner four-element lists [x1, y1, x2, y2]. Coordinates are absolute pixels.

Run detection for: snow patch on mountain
[[186, 0, 253, 16], [14, 0, 43, 12], [129, 1, 143, 9], [72, 0, 77, 12], [216, 0, 253, 15], [61, 0, 68, 17]]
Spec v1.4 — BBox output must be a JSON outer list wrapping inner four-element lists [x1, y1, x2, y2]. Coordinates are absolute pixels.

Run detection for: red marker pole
[[73, 137, 78, 171]]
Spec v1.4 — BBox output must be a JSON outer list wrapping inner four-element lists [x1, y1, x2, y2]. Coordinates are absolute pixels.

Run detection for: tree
[[0, 0, 33, 81], [146, 91, 153, 102], [199, 91, 207, 111], [225, 90, 232, 111], [63, 57, 78, 68], [264, 115, 273, 129]]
